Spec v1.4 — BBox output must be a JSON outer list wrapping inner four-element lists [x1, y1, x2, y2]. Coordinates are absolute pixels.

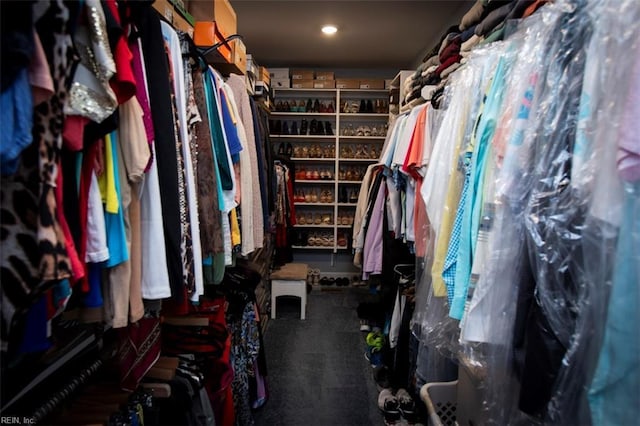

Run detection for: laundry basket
[[420, 380, 458, 426]]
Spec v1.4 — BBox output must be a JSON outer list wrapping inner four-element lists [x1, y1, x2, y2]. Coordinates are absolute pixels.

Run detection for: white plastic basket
[[420, 380, 458, 426]]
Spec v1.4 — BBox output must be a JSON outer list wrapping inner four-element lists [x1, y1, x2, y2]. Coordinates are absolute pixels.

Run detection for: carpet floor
[[253, 286, 385, 426]]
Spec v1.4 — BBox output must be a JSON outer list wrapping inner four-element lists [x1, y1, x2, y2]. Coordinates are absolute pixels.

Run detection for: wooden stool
[[270, 263, 308, 320]]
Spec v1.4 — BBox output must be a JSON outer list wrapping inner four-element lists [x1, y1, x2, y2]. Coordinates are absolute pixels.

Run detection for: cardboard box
[[187, 0, 237, 39], [231, 38, 247, 74], [193, 21, 232, 62], [313, 79, 335, 89], [271, 78, 291, 89], [359, 79, 385, 90], [336, 78, 360, 89], [170, 0, 195, 25], [315, 71, 335, 81], [291, 79, 314, 89], [172, 10, 194, 37], [152, 0, 174, 22], [258, 66, 270, 84], [291, 70, 314, 80], [270, 68, 290, 79], [254, 81, 270, 97], [246, 54, 259, 77]]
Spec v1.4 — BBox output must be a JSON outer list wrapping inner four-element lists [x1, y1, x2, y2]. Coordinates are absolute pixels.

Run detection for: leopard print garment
[[164, 41, 195, 295], [1, 0, 75, 351]]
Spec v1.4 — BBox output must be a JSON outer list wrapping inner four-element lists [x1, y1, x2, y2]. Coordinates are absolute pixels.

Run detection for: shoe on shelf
[[300, 119, 308, 135], [277, 143, 285, 156], [324, 121, 334, 135], [274, 120, 282, 134], [291, 122, 299, 135], [359, 99, 367, 113], [366, 99, 374, 113], [313, 99, 321, 113], [306, 98, 313, 112], [285, 143, 293, 157], [282, 121, 290, 135]]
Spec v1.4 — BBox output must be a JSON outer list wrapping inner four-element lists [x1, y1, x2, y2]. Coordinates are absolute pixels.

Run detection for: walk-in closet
[[1, 0, 638, 425]]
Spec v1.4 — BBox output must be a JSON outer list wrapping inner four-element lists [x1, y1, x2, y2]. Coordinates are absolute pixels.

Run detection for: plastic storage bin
[[420, 380, 458, 426]]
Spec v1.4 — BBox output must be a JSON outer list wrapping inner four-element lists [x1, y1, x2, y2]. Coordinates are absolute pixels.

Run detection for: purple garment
[[362, 180, 387, 279], [618, 52, 640, 182], [129, 39, 155, 170]]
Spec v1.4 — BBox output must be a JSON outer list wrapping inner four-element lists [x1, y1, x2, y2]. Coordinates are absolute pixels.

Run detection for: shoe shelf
[[291, 245, 335, 250], [291, 157, 335, 162], [338, 89, 389, 95], [294, 179, 335, 184], [294, 202, 334, 206], [275, 88, 337, 93], [339, 136, 386, 140], [339, 113, 388, 118], [338, 158, 379, 163], [273, 86, 390, 253], [271, 112, 336, 117], [270, 135, 335, 139]]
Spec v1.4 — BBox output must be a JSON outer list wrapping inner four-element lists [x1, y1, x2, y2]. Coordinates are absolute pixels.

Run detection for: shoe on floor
[[364, 347, 383, 367], [378, 388, 401, 424], [396, 388, 416, 423]]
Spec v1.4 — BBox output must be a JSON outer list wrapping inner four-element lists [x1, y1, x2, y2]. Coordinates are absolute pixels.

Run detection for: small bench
[[270, 263, 308, 320]]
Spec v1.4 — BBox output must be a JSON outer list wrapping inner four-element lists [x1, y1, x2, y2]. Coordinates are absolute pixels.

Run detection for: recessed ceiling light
[[321, 25, 338, 35]]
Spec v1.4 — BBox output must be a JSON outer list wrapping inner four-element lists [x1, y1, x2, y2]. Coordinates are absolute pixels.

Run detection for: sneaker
[[396, 388, 416, 423], [364, 347, 383, 367], [378, 389, 401, 425], [359, 319, 371, 332], [366, 330, 384, 350]]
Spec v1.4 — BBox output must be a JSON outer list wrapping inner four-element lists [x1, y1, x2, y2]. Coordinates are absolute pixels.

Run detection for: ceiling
[[230, 0, 473, 71]]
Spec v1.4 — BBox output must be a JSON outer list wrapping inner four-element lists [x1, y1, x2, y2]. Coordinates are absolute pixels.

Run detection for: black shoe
[[277, 143, 285, 155], [291, 122, 298, 135], [339, 187, 348, 203], [359, 99, 366, 113], [324, 121, 334, 136], [310, 119, 318, 135], [316, 120, 325, 135], [313, 99, 321, 113], [282, 121, 290, 135], [366, 100, 374, 113], [306, 99, 313, 112], [275, 120, 282, 134], [285, 143, 293, 157], [300, 119, 308, 135]]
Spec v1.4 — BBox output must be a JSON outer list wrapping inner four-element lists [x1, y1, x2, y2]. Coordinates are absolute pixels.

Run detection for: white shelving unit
[[271, 87, 388, 254]]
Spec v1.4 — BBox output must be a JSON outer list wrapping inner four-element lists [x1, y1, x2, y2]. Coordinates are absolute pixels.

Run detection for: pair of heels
[[320, 190, 334, 203], [307, 232, 333, 246], [338, 188, 359, 203], [337, 214, 354, 226], [277, 143, 293, 157]]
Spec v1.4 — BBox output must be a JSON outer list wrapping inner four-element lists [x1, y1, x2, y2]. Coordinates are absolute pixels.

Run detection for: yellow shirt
[[98, 134, 119, 214], [230, 207, 241, 247]]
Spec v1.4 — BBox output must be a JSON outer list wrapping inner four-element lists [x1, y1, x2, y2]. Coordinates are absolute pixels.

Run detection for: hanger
[[198, 33, 243, 58]]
